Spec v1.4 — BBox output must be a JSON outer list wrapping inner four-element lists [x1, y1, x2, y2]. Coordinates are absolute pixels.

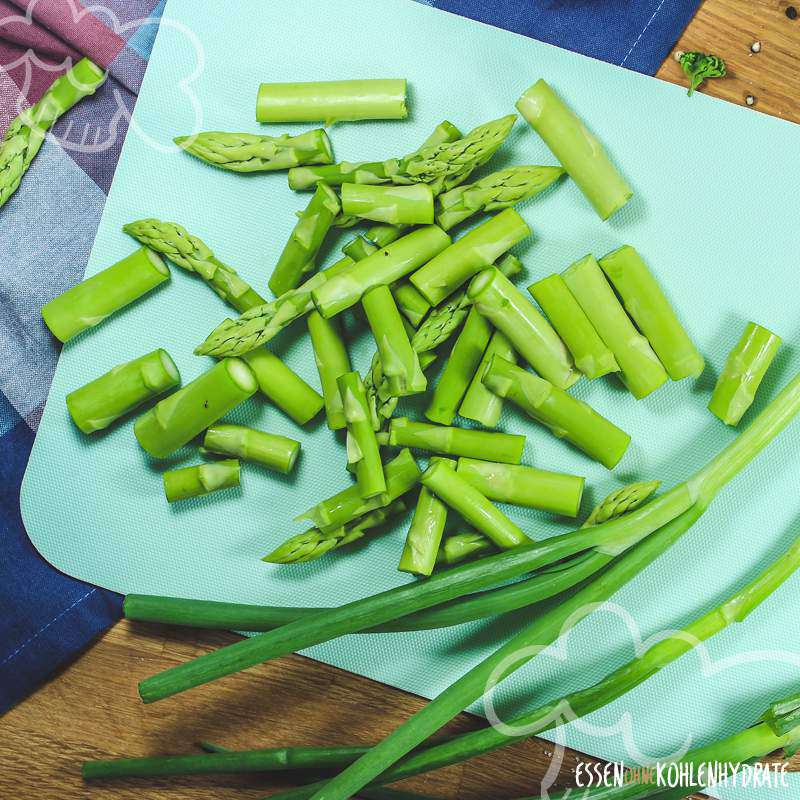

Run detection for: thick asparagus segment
[[483, 356, 630, 469], [269, 183, 341, 296], [203, 425, 300, 474], [123, 219, 265, 313], [467, 267, 578, 389], [421, 460, 531, 548], [265, 501, 407, 564], [708, 322, 782, 426], [398, 458, 454, 576], [562, 255, 668, 399], [599, 245, 705, 380], [163, 460, 240, 503], [516, 79, 632, 220], [297, 449, 421, 531], [392, 282, 430, 327], [134, 359, 257, 458], [312, 226, 451, 318], [436, 165, 565, 231], [196, 256, 356, 358], [410, 209, 530, 305], [528, 273, 618, 380], [456, 458, 584, 517], [288, 115, 515, 192], [41, 248, 169, 343], [341, 184, 434, 225], [458, 330, 515, 428], [387, 417, 525, 464], [173, 129, 333, 172], [437, 532, 496, 565], [307, 311, 350, 429], [241, 347, 323, 426], [338, 371, 386, 498], [257, 79, 407, 124], [1, 58, 105, 208], [362, 286, 426, 397], [66, 349, 180, 434]]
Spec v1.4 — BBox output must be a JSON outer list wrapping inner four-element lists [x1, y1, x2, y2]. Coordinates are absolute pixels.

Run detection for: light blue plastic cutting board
[[21, 1, 800, 796]]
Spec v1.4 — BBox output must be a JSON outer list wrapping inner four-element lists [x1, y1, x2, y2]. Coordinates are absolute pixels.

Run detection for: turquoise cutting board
[[21, 1, 800, 796]]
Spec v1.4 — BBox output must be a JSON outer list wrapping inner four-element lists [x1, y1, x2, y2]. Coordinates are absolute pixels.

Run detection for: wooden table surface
[[2, 2, 799, 798]]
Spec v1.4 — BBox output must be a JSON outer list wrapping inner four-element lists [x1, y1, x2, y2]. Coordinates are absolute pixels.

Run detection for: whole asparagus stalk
[[270, 183, 341, 296], [41, 248, 169, 343], [257, 79, 407, 124], [203, 425, 300, 474], [341, 183, 434, 225], [458, 329, 515, 428], [516, 79, 632, 220], [312, 226, 451, 318], [599, 245, 705, 380], [1, 58, 105, 208], [240, 347, 323, 426], [484, 355, 631, 469], [123, 219, 265, 312], [562, 255, 668, 399], [163, 460, 240, 503], [436, 165, 565, 231], [398, 458, 454, 576], [134, 359, 257, 458], [174, 129, 333, 172], [307, 311, 350, 429], [288, 115, 516, 193], [708, 321, 781, 426], [468, 267, 578, 389], [528, 273, 618, 380], [456, 458, 584, 517], [388, 417, 525, 464], [410, 208, 530, 305], [66, 349, 180, 434]]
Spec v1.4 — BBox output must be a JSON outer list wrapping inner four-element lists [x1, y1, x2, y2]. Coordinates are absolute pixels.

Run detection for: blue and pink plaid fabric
[[0, 0, 701, 714]]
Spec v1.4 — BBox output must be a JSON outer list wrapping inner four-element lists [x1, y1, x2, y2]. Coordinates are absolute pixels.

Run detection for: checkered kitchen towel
[[0, 0, 701, 714]]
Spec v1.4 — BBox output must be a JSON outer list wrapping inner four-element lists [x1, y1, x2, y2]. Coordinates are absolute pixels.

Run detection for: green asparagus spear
[[270, 183, 341, 296], [341, 183, 434, 225], [163, 460, 240, 503], [388, 417, 525, 464], [203, 425, 300, 474], [458, 330, 515, 428], [599, 245, 705, 380], [562, 255, 668, 399], [583, 481, 661, 526], [1, 58, 105, 208], [257, 79, 407, 124], [123, 219, 265, 313], [436, 165, 564, 231], [468, 267, 578, 389], [240, 347, 323, 426], [362, 286, 426, 397], [528, 273, 618, 380], [456, 458, 584, 517], [264, 501, 407, 564], [41, 248, 169, 343], [307, 311, 350, 429], [484, 356, 631, 469], [66, 349, 180, 434], [516, 79, 632, 220], [134, 359, 257, 458], [312, 226, 451, 318], [392, 281, 430, 327], [410, 209, 530, 305], [437, 532, 497, 565], [174, 129, 333, 172], [196, 256, 356, 358], [709, 322, 781, 426], [398, 458, 454, 576], [288, 115, 516, 193]]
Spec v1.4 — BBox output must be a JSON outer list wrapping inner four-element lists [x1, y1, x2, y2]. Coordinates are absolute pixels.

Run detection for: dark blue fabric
[[0, 0, 700, 716]]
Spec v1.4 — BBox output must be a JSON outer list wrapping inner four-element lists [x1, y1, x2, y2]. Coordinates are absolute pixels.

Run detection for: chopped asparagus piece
[[307, 311, 350, 430], [437, 532, 497, 565], [203, 425, 300, 474], [458, 330, 515, 428], [163, 460, 240, 503], [341, 183, 434, 225]]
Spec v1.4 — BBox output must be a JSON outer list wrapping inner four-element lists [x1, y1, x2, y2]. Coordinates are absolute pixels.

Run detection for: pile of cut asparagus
[[31, 68, 796, 799]]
